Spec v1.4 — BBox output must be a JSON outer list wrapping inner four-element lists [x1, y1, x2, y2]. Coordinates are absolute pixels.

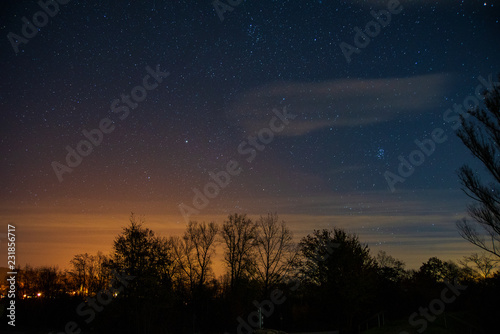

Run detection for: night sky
[[1, 0, 499, 271]]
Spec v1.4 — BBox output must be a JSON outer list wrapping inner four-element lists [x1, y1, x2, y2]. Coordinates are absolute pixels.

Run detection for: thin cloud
[[227, 73, 454, 136]]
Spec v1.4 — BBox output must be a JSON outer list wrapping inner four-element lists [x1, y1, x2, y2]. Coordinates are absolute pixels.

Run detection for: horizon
[[0, 206, 480, 273]]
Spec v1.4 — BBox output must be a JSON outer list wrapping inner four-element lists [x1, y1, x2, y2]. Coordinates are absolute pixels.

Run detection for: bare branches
[[220, 213, 256, 290], [172, 221, 219, 293], [254, 213, 297, 293], [456, 76, 500, 258], [459, 252, 500, 279]]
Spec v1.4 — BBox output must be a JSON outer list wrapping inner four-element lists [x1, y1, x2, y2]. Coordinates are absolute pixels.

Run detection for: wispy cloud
[[227, 73, 454, 136]]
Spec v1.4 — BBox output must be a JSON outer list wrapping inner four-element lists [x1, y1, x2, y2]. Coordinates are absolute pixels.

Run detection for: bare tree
[[70, 253, 92, 296], [456, 76, 500, 257], [93, 251, 112, 291], [220, 213, 256, 291], [254, 213, 297, 294], [171, 235, 196, 290], [15, 265, 65, 298], [150, 236, 176, 287], [69, 252, 111, 296], [172, 221, 219, 292], [17, 265, 40, 298], [460, 252, 500, 279], [35, 266, 63, 298]]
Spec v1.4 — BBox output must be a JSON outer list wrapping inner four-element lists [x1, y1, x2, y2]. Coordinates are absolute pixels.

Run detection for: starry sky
[[0, 0, 499, 272]]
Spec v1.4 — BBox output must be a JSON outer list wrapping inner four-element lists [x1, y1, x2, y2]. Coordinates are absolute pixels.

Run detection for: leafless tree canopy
[[172, 221, 219, 292], [459, 252, 500, 279], [456, 76, 500, 257], [70, 251, 110, 296], [254, 213, 297, 293], [220, 213, 256, 290]]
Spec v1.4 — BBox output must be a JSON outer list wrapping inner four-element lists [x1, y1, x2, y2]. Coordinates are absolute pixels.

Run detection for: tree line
[[4, 212, 499, 333]]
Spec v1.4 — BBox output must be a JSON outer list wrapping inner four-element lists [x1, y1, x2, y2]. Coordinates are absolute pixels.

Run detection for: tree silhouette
[[70, 252, 110, 296], [69, 253, 90, 296], [170, 221, 219, 333], [254, 213, 297, 295], [375, 250, 407, 283], [111, 213, 175, 298], [456, 76, 500, 257], [298, 228, 377, 331], [416, 256, 461, 283], [109, 214, 179, 333], [14, 213, 500, 333], [220, 213, 256, 291], [172, 221, 219, 293], [112, 214, 156, 278], [460, 252, 500, 279]]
